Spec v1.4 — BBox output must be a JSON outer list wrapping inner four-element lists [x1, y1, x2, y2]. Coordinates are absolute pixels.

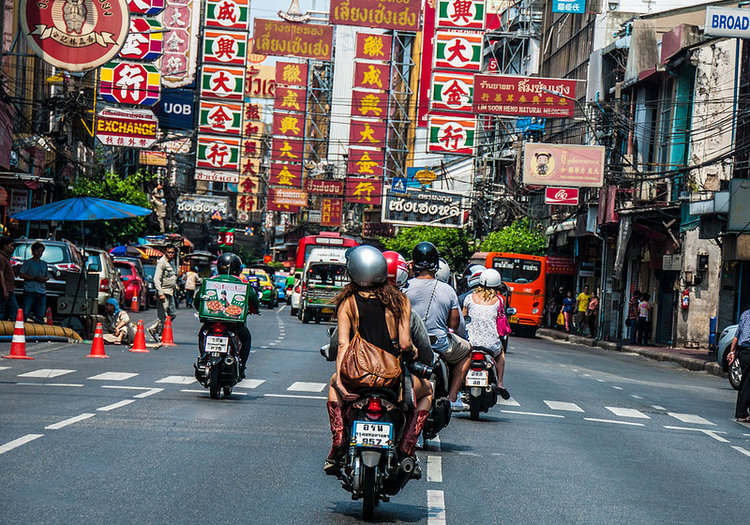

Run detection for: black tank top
[[353, 293, 398, 357]]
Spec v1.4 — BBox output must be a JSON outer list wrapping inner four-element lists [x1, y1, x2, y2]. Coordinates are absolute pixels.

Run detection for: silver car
[[716, 324, 741, 390], [85, 248, 125, 310]]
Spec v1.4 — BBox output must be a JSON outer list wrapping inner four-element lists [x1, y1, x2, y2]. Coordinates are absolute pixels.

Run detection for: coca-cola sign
[[545, 187, 579, 206]]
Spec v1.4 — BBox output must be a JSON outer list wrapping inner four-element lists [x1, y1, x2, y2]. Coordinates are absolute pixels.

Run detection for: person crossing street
[[148, 245, 178, 343]]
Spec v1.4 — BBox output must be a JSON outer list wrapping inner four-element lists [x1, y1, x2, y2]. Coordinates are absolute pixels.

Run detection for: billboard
[[330, 0, 422, 32], [473, 75, 577, 118], [96, 108, 159, 149], [705, 7, 750, 38], [153, 89, 195, 130], [382, 189, 464, 227], [252, 19, 333, 60], [523, 143, 605, 188]]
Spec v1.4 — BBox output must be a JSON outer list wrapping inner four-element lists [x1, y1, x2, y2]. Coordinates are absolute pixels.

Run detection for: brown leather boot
[[324, 401, 346, 475], [398, 410, 429, 457]]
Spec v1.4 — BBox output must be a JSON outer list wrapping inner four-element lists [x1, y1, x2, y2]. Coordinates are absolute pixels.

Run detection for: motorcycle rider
[[325, 246, 433, 474], [404, 242, 471, 411], [458, 264, 486, 307]]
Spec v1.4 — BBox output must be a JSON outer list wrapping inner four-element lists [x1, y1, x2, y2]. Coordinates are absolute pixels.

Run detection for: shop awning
[[545, 219, 576, 237]]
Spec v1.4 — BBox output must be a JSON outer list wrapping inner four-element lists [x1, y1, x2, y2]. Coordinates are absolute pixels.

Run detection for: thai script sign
[[345, 177, 383, 205], [544, 187, 580, 206], [270, 187, 309, 207], [196, 135, 241, 171], [546, 256, 577, 275], [194, 169, 239, 183], [160, 0, 201, 88], [437, 0, 485, 30], [347, 149, 385, 177], [523, 143, 605, 188], [253, 19, 333, 60], [275, 61, 308, 87], [349, 119, 387, 147], [203, 30, 248, 66], [177, 194, 229, 214], [21, 0, 130, 72], [431, 71, 474, 113], [305, 179, 345, 195], [246, 65, 275, 99], [434, 31, 483, 71], [428, 116, 476, 155], [139, 151, 168, 166], [96, 108, 159, 148], [100, 62, 161, 106], [120, 18, 164, 62], [321, 198, 343, 227], [201, 65, 245, 101], [705, 7, 750, 38], [330, 0, 422, 32], [205, 0, 251, 31], [353, 62, 391, 91], [356, 33, 392, 61], [473, 75, 577, 118], [382, 189, 464, 227]]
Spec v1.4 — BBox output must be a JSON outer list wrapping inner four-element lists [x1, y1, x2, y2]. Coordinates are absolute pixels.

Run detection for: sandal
[[496, 387, 510, 400], [736, 417, 750, 423]]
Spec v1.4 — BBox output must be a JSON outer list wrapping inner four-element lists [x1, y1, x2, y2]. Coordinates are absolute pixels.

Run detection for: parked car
[[716, 324, 741, 390], [113, 260, 148, 310], [142, 263, 158, 308], [274, 275, 288, 303], [85, 248, 125, 310], [241, 267, 277, 309]]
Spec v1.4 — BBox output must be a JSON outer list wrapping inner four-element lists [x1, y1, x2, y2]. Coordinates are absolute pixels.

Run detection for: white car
[[290, 273, 302, 317], [716, 324, 741, 390]]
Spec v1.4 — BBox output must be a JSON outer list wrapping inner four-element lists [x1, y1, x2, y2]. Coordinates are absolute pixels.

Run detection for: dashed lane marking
[[181, 389, 207, 394], [664, 426, 728, 442], [287, 381, 327, 392], [596, 379, 606, 383], [101, 385, 152, 391], [427, 456, 443, 482], [667, 413, 715, 426], [44, 413, 95, 430], [630, 394, 644, 400], [584, 418, 645, 427], [97, 399, 136, 412], [278, 305, 287, 313], [133, 388, 163, 399], [88, 372, 138, 381], [612, 386, 623, 390], [605, 407, 650, 419], [501, 410, 565, 419], [732, 446, 750, 457], [544, 400, 584, 413], [268, 342, 278, 346], [18, 369, 75, 378], [427, 489, 446, 525], [264, 393, 327, 400], [156, 376, 196, 385], [0, 366, 10, 371], [260, 346, 269, 349], [498, 396, 520, 407], [0, 434, 44, 455], [16, 382, 83, 387], [236, 379, 265, 389], [652, 405, 666, 411]]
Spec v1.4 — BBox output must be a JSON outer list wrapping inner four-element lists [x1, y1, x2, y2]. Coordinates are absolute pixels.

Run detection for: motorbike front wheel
[[209, 366, 220, 399], [362, 465, 377, 522]]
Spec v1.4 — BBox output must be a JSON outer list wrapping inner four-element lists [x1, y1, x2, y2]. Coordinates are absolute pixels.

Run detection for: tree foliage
[[379, 226, 473, 270], [479, 218, 546, 255]]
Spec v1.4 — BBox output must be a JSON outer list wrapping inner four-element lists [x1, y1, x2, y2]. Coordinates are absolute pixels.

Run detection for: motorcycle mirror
[[506, 307, 517, 316]]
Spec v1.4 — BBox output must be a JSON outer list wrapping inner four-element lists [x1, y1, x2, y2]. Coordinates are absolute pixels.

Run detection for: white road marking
[[18, 369, 75, 378], [596, 379, 606, 383], [278, 305, 287, 313], [731, 446, 750, 457], [584, 418, 645, 427], [97, 399, 136, 412], [264, 393, 327, 400], [612, 386, 623, 390], [544, 400, 584, 413], [652, 405, 666, 411], [571, 368, 579, 372], [501, 410, 565, 419], [45, 413, 95, 430], [268, 342, 278, 346], [0, 366, 10, 371], [667, 413, 715, 426], [260, 346, 269, 349], [605, 407, 650, 419], [432, 435, 441, 451], [427, 489, 446, 525], [0, 434, 44, 455], [630, 394, 644, 400], [287, 381, 327, 392], [427, 456, 443, 482], [498, 396, 520, 407], [156, 376, 196, 385], [88, 372, 138, 381], [236, 379, 265, 389], [181, 389, 207, 394], [133, 388, 163, 399], [664, 426, 728, 442], [101, 385, 152, 391], [457, 451, 481, 457], [16, 382, 83, 387], [583, 373, 591, 377]]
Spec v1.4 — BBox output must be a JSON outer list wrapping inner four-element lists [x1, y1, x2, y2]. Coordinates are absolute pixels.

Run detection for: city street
[[0, 306, 747, 524]]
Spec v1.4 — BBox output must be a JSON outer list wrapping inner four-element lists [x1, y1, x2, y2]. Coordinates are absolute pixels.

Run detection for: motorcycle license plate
[[466, 370, 488, 387], [205, 336, 229, 354], [353, 421, 393, 449]]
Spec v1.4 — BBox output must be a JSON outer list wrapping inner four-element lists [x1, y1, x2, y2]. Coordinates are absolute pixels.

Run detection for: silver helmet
[[346, 245, 388, 287], [436, 258, 451, 284]]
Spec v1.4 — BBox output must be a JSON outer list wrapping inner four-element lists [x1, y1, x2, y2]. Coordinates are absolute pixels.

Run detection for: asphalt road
[[0, 304, 747, 524]]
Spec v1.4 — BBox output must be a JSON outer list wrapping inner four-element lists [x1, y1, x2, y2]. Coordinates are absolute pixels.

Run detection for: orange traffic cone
[[2, 309, 33, 360], [86, 323, 109, 358], [130, 294, 139, 313], [129, 319, 150, 353], [161, 316, 176, 347], [45, 307, 53, 325]]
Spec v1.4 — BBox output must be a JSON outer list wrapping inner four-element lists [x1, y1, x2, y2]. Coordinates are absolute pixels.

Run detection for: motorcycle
[[421, 355, 451, 443], [462, 346, 499, 420], [194, 322, 243, 399]]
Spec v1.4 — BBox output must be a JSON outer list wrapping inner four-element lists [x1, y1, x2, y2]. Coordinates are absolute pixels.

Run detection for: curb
[[536, 328, 727, 379]]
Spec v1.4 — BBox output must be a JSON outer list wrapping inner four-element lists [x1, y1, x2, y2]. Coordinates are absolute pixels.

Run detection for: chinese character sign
[[271, 138, 304, 162], [431, 71, 473, 113], [428, 116, 476, 155], [203, 31, 247, 65], [321, 198, 343, 227], [353, 62, 391, 91], [275, 61, 308, 87], [269, 163, 303, 188], [351, 90, 390, 118], [274, 86, 308, 113], [347, 149, 385, 177], [160, 0, 200, 88], [349, 119, 387, 147], [205, 0, 251, 31], [199, 101, 243, 135], [272, 113, 304, 138], [434, 31, 482, 71], [120, 18, 163, 62], [345, 177, 383, 205], [196, 135, 241, 171], [100, 62, 161, 106], [437, 0, 485, 30], [355, 33, 392, 61], [473, 75, 577, 118], [201, 65, 245, 101]]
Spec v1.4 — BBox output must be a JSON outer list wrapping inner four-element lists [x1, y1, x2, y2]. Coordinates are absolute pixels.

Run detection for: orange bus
[[485, 252, 547, 332]]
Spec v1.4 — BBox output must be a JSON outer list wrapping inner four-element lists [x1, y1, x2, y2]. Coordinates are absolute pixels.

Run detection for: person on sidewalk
[[183, 266, 200, 307], [562, 291, 575, 332], [102, 298, 136, 345], [586, 291, 599, 338], [635, 293, 652, 345], [148, 245, 178, 343], [0, 236, 19, 321], [728, 307, 750, 422], [18, 241, 49, 323], [627, 290, 641, 343], [575, 285, 591, 335], [549, 286, 565, 329]]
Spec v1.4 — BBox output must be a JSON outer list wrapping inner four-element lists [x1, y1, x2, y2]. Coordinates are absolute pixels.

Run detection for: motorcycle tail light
[[471, 352, 485, 361], [365, 397, 383, 420], [211, 324, 226, 335]]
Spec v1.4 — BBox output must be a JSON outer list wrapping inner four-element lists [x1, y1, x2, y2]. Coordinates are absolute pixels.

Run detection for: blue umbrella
[[10, 196, 151, 221]]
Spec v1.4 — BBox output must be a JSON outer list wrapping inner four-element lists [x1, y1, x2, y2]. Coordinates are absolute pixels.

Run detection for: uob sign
[[154, 89, 195, 130]]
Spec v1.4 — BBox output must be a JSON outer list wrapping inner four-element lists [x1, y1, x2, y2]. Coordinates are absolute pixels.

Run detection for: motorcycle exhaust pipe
[[224, 356, 235, 367], [399, 456, 415, 474]]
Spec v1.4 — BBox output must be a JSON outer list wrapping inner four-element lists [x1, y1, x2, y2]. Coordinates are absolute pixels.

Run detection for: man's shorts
[[438, 332, 471, 365]]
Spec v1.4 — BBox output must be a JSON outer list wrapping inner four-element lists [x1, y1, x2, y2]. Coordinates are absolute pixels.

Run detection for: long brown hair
[[334, 281, 407, 321]]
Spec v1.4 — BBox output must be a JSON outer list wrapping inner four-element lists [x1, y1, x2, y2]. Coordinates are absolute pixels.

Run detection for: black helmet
[[412, 242, 439, 272], [217, 252, 242, 276]]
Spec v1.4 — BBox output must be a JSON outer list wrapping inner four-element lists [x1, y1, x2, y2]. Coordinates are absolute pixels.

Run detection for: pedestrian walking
[[627, 290, 641, 343], [18, 241, 49, 323], [0, 236, 19, 321], [586, 291, 599, 338], [183, 266, 200, 307], [148, 244, 178, 343], [635, 293, 652, 345], [575, 285, 591, 335], [102, 298, 136, 345], [728, 307, 750, 422], [562, 291, 575, 332], [549, 286, 564, 329]]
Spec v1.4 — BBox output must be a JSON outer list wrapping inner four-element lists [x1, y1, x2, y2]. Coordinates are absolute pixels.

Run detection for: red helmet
[[383, 251, 409, 288]]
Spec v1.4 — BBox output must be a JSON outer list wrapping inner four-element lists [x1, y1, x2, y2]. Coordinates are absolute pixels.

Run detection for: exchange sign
[[100, 62, 161, 106], [196, 135, 241, 171], [523, 143, 605, 188], [95, 107, 158, 148], [473, 75, 577, 118], [434, 31, 482, 71], [120, 18, 164, 62], [437, 0, 485, 30], [21, 0, 130, 72], [428, 116, 476, 155]]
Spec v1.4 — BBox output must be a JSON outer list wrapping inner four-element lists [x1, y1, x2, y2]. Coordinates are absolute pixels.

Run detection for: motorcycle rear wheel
[[469, 397, 480, 421], [209, 366, 220, 399], [223, 385, 233, 398], [362, 465, 376, 521]]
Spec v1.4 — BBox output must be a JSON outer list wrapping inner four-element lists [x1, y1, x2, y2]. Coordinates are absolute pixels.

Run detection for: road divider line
[[731, 446, 750, 457], [630, 394, 644, 400], [16, 382, 83, 387], [612, 386, 623, 390], [133, 388, 163, 399], [181, 389, 206, 394], [264, 393, 327, 400], [596, 379, 605, 382], [663, 425, 728, 442], [652, 405, 666, 411], [433, 435, 441, 451], [427, 456, 442, 483], [427, 489, 446, 525], [584, 418, 645, 427], [0, 434, 44, 455], [278, 305, 287, 313], [500, 410, 565, 419], [45, 413, 95, 430], [101, 385, 152, 391], [97, 399, 136, 412]]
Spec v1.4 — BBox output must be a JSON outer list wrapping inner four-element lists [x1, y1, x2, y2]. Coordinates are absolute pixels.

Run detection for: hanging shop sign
[[243, 120, 264, 138], [177, 194, 229, 215], [345, 177, 383, 205], [128, 0, 166, 15], [269, 163, 303, 188], [240, 157, 260, 178], [196, 135, 242, 171], [473, 75, 577, 118], [139, 151, 168, 166], [252, 19, 333, 60], [330, 0, 422, 32], [205, 0, 251, 31], [100, 61, 161, 106], [269, 187, 309, 207], [275, 61, 308, 87], [428, 116, 476, 155], [194, 169, 239, 184], [199, 101, 244, 136], [271, 138, 304, 162], [203, 30, 248, 66], [236, 192, 258, 215], [382, 189, 464, 227], [304, 179, 345, 195], [20, 0, 130, 72], [347, 149, 385, 177], [120, 18, 163, 62], [523, 143, 605, 188], [546, 256, 577, 275], [356, 33, 392, 61], [437, 0, 485, 30], [272, 113, 305, 139], [351, 90, 391, 118], [349, 119, 387, 148], [274, 86, 308, 113], [246, 65, 276, 98], [242, 138, 262, 159], [353, 62, 391, 91], [545, 187, 580, 206], [159, 0, 201, 88], [431, 71, 474, 114], [268, 201, 300, 213], [201, 65, 245, 101], [434, 31, 483, 71], [321, 198, 344, 227], [552, 0, 585, 14], [153, 89, 195, 130], [95, 107, 158, 148]]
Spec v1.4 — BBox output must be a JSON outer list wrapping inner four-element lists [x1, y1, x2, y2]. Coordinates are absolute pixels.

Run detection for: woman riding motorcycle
[[325, 246, 433, 474]]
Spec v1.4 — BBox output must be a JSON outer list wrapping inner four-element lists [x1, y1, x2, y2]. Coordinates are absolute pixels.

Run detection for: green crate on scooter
[[195, 274, 258, 323]]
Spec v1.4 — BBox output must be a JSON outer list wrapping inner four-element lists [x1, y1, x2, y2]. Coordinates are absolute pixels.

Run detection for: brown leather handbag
[[339, 296, 402, 389]]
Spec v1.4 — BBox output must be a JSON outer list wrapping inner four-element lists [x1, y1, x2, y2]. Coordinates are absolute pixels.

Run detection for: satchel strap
[[422, 279, 439, 325]]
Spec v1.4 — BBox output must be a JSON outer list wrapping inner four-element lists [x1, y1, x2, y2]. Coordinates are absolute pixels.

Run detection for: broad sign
[[128, 0, 166, 15], [330, 0, 422, 32], [196, 135, 241, 171], [434, 31, 483, 71], [305, 179, 345, 195], [545, 187, 580, 206], [437, 0, 485, 30], [199, 101, 244, 136], [96, 107, 158, 148], [523, 143, 605, 188], [120, 18, 163, 62], [205, 0, 251, 31], [431, 71, 474, 114], [473, 75, 577, 118], [201, 65, 245, 101], [705, 7, 750, 38], [100, 62, 161, 106], [21, 0, 130, 72], [382, 189, 464, 227], [428, 116, 476, 155], [203, 31, 247, 66]]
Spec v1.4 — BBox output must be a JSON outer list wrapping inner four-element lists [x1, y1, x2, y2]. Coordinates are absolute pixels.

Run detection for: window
[[492, 258, 541, 284]]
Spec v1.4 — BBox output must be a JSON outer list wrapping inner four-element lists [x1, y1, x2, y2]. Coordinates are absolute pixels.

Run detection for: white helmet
[[466, 264, 486, 289], [479, 268, 502, 288], [436, 258, 451, 284]]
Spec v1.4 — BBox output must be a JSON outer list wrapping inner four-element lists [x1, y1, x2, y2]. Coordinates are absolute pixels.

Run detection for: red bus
[[294, 232, 358, 270], [485, 252, 547, 332]]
